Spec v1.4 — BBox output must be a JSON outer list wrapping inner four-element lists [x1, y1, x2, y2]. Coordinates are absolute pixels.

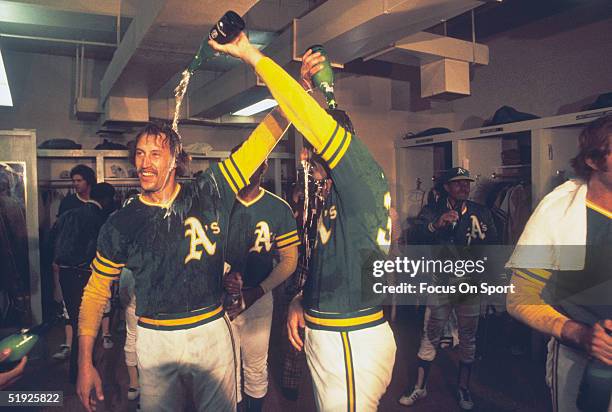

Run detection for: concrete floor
[[6, 303, 552, 412]]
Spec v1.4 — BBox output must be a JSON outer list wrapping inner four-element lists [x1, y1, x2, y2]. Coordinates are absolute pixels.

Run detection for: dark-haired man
[[51, 182, 116, 383], [506, 115, 611, 412], [58, 164, 96, 217], [399, 167, 498, 410], [77, 118, 291, 412], [208, 36, 397, 411], [224, 146, 299, 412]]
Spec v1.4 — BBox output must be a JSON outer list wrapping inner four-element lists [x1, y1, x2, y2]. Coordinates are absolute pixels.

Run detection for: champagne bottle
[[0, 323, 50, 364], [576, 328, 612, 412], [308, 45, 337, 109], [187, 10, 246, 74]]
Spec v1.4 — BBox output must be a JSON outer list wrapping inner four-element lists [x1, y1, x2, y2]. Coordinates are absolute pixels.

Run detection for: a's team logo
[[466, 215, 487, 245], [457, 167, 467, 175], [250, 221, 273, 253], [318, 205, 337, 245], [184, 217, 220, 263], [318, 223, 332, 245]]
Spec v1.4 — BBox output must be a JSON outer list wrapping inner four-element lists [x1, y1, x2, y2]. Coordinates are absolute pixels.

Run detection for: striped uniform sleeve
[[211, 107, 291, 212], [255, 57, 352, 170], [275, 200, 300, 250], [79, 223, 126, 337], [506, 268, 569, 339]]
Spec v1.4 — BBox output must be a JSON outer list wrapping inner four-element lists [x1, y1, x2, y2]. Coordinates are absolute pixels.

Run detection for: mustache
[[137, 167, 157, 175]]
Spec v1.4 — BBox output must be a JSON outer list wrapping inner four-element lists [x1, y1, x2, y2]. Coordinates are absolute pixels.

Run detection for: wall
[[450, 7, 612, 129]]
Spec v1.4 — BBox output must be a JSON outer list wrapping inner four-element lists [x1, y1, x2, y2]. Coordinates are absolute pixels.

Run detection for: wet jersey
[[304, 128, 392, 314]]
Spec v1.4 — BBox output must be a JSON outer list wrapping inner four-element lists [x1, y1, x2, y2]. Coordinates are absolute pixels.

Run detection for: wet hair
[[130, 122, 190, 176], [571, 115, 611, 180], [70, 164, 96, 186]]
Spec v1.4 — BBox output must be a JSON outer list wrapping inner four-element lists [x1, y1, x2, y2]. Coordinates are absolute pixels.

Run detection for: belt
[[304, 306, 385, 331], [138, 303, 224, 331]]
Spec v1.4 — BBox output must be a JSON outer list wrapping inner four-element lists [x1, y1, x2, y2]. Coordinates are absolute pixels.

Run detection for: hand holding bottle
[[300, 48, 326, 91], [0, 349, 27, 389], [208, 31, 263, 68]]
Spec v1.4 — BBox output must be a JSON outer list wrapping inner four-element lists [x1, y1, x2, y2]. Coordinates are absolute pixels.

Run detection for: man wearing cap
[[399, 167, 498, 410]]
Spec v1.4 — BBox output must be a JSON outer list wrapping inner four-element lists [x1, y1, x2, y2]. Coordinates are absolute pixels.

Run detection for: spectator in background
[[57, 164, 96, 217], [399, 167, 498, 411], [51, 182, 116, 383], [0, 164, 29, 328]]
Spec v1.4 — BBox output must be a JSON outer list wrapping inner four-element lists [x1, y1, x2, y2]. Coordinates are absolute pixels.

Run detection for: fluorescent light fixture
[[0, 48, 13, 107], [232, 98, 277, 116]]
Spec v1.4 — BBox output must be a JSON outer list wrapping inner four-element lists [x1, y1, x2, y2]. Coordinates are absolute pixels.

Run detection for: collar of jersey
[[586, 199, 612, 219], [86, 199, 102, 210], [237, 187, 265, 207], [139, 184, 181, 209], [76, 193, 88, 203]]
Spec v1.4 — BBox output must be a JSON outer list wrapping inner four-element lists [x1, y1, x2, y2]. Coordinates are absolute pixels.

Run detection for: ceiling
[[0, 0, 609, 124]]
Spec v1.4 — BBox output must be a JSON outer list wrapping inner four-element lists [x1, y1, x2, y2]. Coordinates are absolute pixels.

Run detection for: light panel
[[232, 98, 277, 116], [0, 48, 13, 107]]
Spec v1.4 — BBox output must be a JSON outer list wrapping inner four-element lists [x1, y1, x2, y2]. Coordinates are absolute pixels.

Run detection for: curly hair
[[70, 164, 96, 186], [570, 115, 611, 180], [130, 122, 190, 176]]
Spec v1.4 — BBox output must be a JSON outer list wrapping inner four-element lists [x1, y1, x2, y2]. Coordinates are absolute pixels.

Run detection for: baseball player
[[209, 34, 397, 411], [399, 167, 498, 410], [77, 114, 291, 412], [224, 148, 300, 412], [506, 115, 611, 412]]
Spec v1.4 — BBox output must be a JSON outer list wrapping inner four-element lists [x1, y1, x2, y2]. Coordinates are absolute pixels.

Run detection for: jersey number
[[376, 192, 392, 248], [184, 217, 217, 263]]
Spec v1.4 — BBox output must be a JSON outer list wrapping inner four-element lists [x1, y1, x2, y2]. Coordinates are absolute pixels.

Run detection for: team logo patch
[[184, 217, 220, 263]]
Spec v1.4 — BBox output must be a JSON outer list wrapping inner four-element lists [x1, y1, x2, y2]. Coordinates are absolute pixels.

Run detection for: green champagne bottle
[[308, 45, 337, 109], [0, 323, 49, 364], [187, 10, 246, 74]]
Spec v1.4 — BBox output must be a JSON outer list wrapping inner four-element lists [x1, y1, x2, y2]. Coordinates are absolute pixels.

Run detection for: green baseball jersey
[[304, 124, 392, 314], [93, 162, 240, 318], [226, 189, 299, 288]]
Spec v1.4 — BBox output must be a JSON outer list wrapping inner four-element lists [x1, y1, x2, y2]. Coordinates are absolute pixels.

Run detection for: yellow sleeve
[[254, 57, 343, 156], [78, 272, 114, 337], [506, 269, 569, 339], [78, 252, 123, 336], [218, 107, 291, 194]]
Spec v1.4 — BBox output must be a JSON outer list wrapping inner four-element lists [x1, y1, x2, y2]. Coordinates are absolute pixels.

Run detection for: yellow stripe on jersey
[[219, 161, 239, 194], [277, 235, 300, 249], [222, 107, 291, 194], [513, 269, 546, 287], [341, 332, 356, 412], [586, 200, 612, 219], [329, 131, 352, 170], [91, 257, 122, 278], [276, 230, 298, 241], [529, 269, 552, 280], [320, 123, 342, 161], [96, 252, 125, 269]]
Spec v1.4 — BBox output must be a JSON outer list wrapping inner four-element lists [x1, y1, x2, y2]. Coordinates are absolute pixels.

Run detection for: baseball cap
[[441, 167, 475, 184]]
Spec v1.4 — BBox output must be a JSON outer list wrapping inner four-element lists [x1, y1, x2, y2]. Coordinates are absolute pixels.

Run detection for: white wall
[[451, 10, 612, 129]]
